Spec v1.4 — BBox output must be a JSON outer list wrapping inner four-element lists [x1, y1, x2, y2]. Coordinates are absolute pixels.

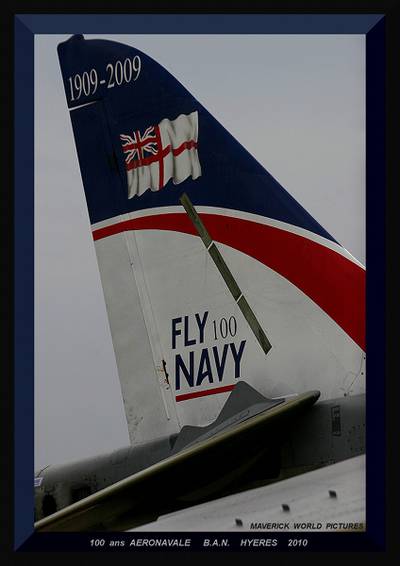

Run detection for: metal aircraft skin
[[34, 35, 365, 532], [130, 455, 366, 532]]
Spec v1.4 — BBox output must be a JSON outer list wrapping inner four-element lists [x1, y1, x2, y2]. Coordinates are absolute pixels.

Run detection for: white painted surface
[[95, 222, 364, 436]]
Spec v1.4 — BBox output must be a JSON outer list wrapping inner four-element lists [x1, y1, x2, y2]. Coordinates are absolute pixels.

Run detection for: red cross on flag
[[120, 111, 201, 198]]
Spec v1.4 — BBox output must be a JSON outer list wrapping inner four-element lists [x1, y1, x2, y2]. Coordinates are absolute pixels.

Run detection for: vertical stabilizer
[[58, 35, 365, 434]]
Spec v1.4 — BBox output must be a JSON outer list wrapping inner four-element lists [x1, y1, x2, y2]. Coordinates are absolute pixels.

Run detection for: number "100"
[[212, 316, 237, 340]]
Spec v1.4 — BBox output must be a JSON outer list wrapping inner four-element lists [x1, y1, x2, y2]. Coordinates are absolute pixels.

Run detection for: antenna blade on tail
[[180, 192, 272, 355]]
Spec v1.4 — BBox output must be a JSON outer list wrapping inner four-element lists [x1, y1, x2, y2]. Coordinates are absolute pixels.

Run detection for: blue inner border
[[18, 13, 382, 34], [15, 16, 35, 550], [365, 18, 385, 549], [14, 13, 385, 551]]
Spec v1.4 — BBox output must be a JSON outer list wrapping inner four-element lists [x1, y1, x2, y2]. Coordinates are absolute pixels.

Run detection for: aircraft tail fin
[[57, 35, 365, 436]]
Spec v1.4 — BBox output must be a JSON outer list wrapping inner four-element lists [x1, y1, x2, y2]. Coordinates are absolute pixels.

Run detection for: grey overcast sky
[[35, 34, 365, 470]]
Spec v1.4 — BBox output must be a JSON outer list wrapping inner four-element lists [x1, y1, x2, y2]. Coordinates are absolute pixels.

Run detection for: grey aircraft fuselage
[[34, 392, 364, 527]]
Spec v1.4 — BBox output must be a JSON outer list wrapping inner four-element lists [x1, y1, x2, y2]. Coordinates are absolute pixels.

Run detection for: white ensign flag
[[120, 111, 201, 198]]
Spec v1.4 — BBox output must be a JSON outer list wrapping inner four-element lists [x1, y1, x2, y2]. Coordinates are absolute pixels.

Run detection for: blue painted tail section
[[58, 35, 335, 242]]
